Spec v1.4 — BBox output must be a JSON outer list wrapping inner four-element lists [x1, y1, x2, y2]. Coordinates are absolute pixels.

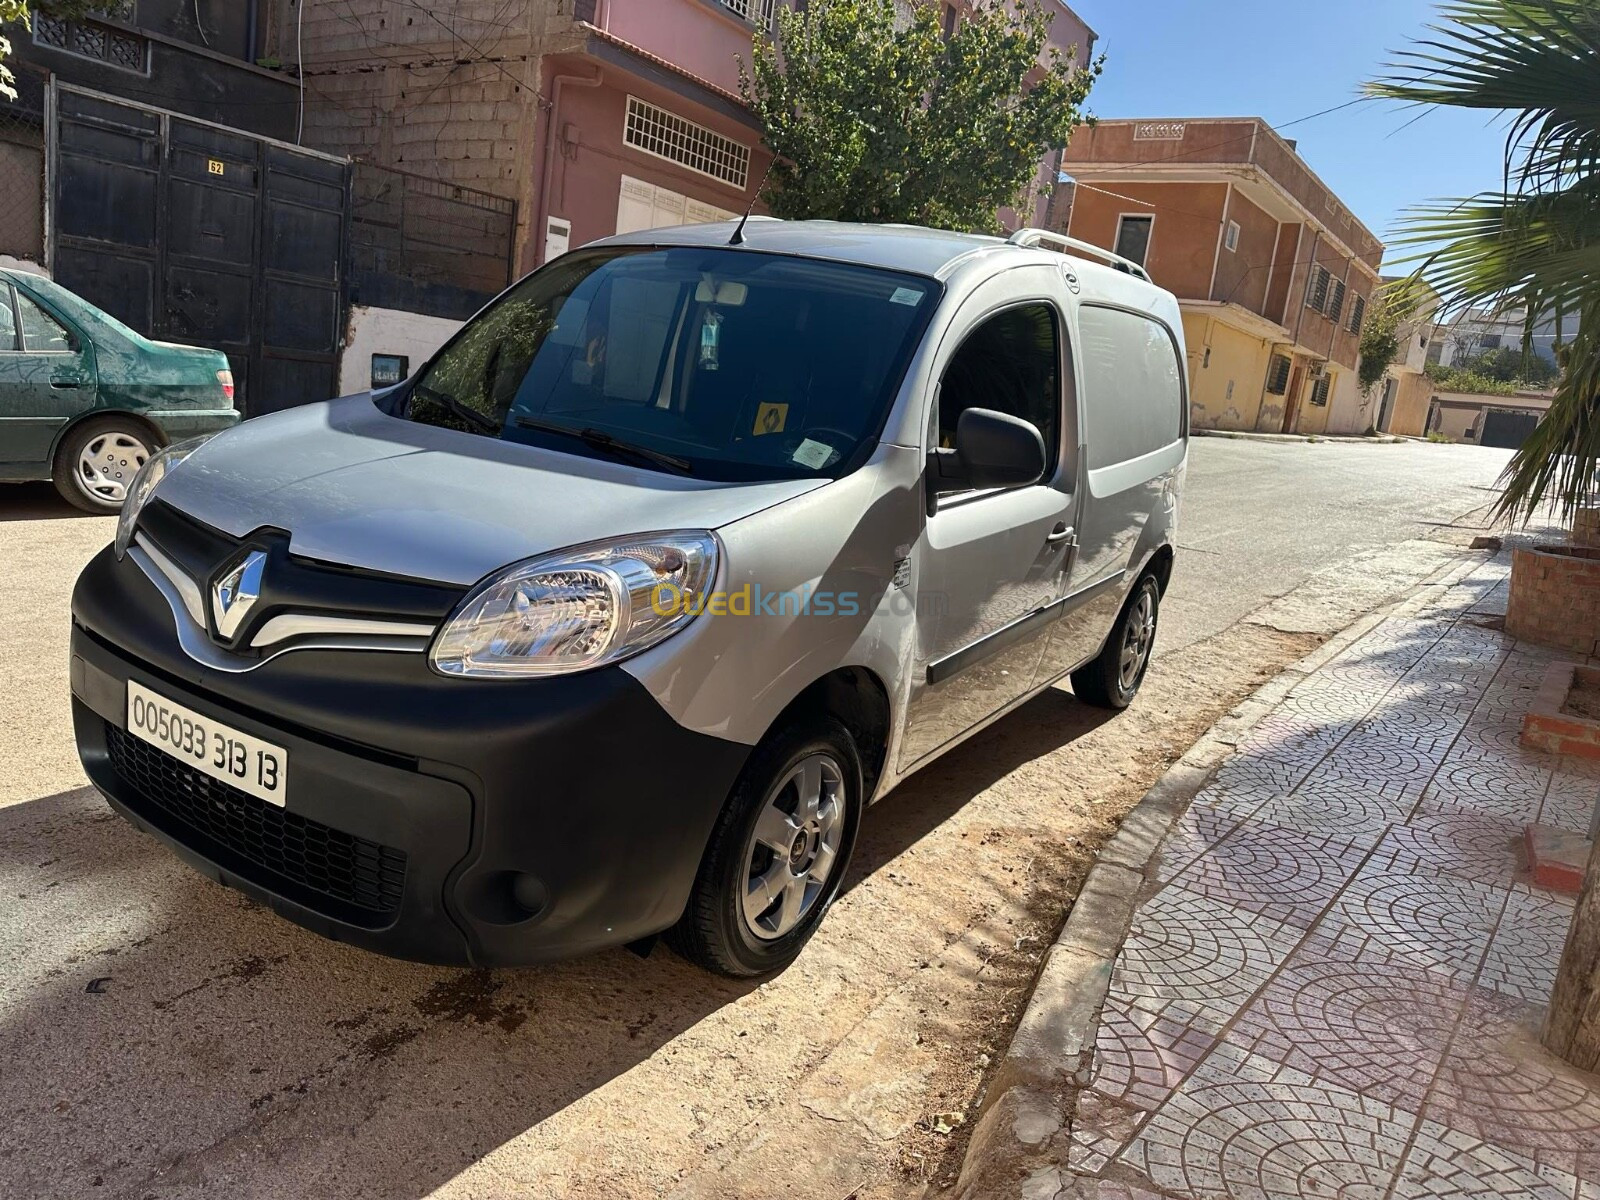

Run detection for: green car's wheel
[[54, 417, 156, 515]]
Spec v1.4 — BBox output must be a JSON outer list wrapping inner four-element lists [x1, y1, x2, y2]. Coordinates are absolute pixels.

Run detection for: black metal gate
[[50, 83, 349, 417], [1480, 408, 1541, 450]]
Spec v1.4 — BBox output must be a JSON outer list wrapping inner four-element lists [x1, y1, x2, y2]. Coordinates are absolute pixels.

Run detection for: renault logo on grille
[[212, 550, 266, 640]]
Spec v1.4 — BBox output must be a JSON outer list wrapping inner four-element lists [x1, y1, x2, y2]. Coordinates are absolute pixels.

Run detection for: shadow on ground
[[0, 482, 97, 523], [0, 686, 1115, 1199]]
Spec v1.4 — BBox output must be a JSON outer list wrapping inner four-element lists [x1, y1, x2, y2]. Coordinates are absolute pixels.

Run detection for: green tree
[[1358, 280, 1427, 394], [743, 0, 1101, 232], [1368, 0, 1599, 524]]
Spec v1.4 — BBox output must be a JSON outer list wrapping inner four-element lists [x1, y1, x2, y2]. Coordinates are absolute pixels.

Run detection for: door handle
[[1046, 523, 1076, 546], [50, 378, 82, 390]]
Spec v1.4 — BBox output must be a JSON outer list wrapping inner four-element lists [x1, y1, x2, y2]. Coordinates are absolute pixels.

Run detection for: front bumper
[[71, 544, 751, 966]]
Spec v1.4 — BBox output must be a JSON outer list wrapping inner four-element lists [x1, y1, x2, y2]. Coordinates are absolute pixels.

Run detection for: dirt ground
[[0, 478, 1486, 1200]]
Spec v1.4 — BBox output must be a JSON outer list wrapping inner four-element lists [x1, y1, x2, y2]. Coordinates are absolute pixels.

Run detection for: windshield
[[398, 247, 940, 481]]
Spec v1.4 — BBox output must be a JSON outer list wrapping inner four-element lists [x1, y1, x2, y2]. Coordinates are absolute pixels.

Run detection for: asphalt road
[[0, 436, 1513, 1199], [1163, 437, 1511, 652]]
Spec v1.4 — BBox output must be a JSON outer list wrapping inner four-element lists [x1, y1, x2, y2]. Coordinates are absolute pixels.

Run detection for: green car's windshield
[[399, 247, 940, 482]]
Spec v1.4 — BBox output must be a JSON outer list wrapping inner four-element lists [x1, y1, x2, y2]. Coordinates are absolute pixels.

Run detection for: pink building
[[290, 0, 1097, 274]]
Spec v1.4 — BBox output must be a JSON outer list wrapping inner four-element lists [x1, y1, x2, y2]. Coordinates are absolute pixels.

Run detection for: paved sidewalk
[[1063, 552, 1600, 1199]]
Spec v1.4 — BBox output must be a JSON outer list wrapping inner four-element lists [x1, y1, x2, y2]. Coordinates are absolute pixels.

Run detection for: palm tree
[[1368, 0, 1600, 524]]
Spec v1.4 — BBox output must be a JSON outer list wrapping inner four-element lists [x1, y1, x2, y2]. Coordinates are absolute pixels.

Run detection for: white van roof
[[594, 219, 1155, 289]]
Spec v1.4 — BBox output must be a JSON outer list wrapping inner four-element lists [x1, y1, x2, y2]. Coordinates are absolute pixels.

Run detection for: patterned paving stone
[[1428, 989, 1600, 1183], [1111, 886, 1304, 1035], [1393, 1122, 1580, 1199], [1223, 953, 1471, 1111], [1170, 819, 1367, 928], [1070, 998, 1223, 1173], [1120, 1045, 1415, 1200], [1321, 737, 1447, 787], [1370, 811, 1523, 883], [1543, 764, 1600, 835], [1479, 889, 1576, 1004], [1321, 866, 1509, 983], [1250, 765, 1421, 841], [1208, 757, 1315, 807], [1236, 710, 1354, 763], [1155, 799, 1247, 885], [1280, 681, 1386, 727], [1422, 756, 1554, 825]]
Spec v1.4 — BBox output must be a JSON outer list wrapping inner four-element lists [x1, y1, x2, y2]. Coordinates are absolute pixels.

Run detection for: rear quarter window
[[1077, 305, 1184, 469]]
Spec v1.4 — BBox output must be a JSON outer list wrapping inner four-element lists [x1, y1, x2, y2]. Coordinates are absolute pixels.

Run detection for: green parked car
[[0, 269, 240, 514]]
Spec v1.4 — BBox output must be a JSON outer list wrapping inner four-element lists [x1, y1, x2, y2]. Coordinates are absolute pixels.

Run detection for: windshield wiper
[[514, 416, 694, 475], [413, 384, 500, 434]]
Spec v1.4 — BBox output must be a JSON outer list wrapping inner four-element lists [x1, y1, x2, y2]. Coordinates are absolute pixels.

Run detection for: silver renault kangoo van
[[71, 221, 1188, 977]]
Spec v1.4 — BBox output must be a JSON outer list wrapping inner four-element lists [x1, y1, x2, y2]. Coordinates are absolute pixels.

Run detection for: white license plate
[[125, 681, 288, 807]]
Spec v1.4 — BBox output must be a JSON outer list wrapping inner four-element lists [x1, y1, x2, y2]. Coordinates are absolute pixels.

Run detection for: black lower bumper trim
[[105, 722, 408, 926]]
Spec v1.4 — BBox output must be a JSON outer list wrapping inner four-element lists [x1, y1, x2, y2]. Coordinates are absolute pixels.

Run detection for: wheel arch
[[49, 407, 169, 471], [761, 666, 893, 802]]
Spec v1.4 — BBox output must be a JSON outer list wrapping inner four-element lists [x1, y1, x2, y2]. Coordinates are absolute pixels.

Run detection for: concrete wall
[[604, 0, 754, 97], [1182, 312, 1273, 432], [1213, 188, 1278, 317], [1387, 372, 1433, 438], [1066, 180, 1227, 299], [338, 305, 462, 395], [528, 60, 770, 270], [1325, 367, 1369, 435]]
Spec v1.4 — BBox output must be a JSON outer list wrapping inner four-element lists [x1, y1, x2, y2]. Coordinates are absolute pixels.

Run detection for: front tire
[[1072, 573, 1161, 710], [52, 417, 156, 515], [666, 717, 863, 978]]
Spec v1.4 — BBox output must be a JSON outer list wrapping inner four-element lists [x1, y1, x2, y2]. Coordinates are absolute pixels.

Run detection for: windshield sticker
[[889, 287, 922, 307], [793, 439, 835, 470], [754, 402, 789, 436]]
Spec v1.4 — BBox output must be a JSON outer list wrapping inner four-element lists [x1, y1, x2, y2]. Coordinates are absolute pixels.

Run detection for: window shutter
[[1306, 266, 1330, 313], [1310, 377, 1331, 407], [1348, 294, 1367, 335], [1266, 354, 1292, 395], [1327, 279, 1347, 324]]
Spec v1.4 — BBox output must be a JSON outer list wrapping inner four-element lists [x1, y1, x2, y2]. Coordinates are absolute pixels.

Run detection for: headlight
[[431, 532, 719, 678], [113, 436, 211, 559]]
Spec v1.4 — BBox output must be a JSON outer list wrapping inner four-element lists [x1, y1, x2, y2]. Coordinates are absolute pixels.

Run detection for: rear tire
[[52, 416, 156, 515], [1072, 573, 1161, 710], [666, 716, 863, 978]]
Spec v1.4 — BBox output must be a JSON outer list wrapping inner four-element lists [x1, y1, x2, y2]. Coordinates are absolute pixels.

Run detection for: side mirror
[[929, 407, 1047, 498]]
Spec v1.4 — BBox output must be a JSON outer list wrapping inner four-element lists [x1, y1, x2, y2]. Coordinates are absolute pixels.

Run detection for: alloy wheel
[[1118, 588, 1157, 693], [740, 753, 846, 941]]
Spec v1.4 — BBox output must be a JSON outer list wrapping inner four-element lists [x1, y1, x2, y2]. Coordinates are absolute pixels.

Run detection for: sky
[[1073, 0, 1512, 268]]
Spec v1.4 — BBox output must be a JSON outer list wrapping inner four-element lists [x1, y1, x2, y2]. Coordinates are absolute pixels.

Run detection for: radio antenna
[[729, 156, 778, 246]]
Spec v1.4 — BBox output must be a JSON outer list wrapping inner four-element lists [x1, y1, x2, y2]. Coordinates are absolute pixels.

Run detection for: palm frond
[[1367, 0, 1600, 188], [1495, 297, 1600, 524]]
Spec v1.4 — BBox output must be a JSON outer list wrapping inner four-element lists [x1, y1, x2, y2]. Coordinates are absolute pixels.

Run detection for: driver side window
[[936, 303, 1060, 476]]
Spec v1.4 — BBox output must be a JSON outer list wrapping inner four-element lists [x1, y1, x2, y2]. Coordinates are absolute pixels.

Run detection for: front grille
[[106, 723, 407, 919]]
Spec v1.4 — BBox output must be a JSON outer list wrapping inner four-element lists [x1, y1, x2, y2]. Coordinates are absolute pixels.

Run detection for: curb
[[952, 549, 1489, 1199], [1192, 429, 1405, 445]]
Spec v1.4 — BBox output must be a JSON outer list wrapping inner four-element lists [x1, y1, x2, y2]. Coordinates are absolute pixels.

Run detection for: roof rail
[[1006, 228, 1152, 283]]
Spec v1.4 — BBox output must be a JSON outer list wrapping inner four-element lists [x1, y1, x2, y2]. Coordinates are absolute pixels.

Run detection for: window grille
[[624, 96, 751, 191], [1310, 376, 1332, 407], [1266, 354, 1292, 396], [34, 13, 147, 74]]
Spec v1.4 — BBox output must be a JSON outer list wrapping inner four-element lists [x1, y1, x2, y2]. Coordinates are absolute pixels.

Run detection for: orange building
[[1060, 118, 1385, 435]]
